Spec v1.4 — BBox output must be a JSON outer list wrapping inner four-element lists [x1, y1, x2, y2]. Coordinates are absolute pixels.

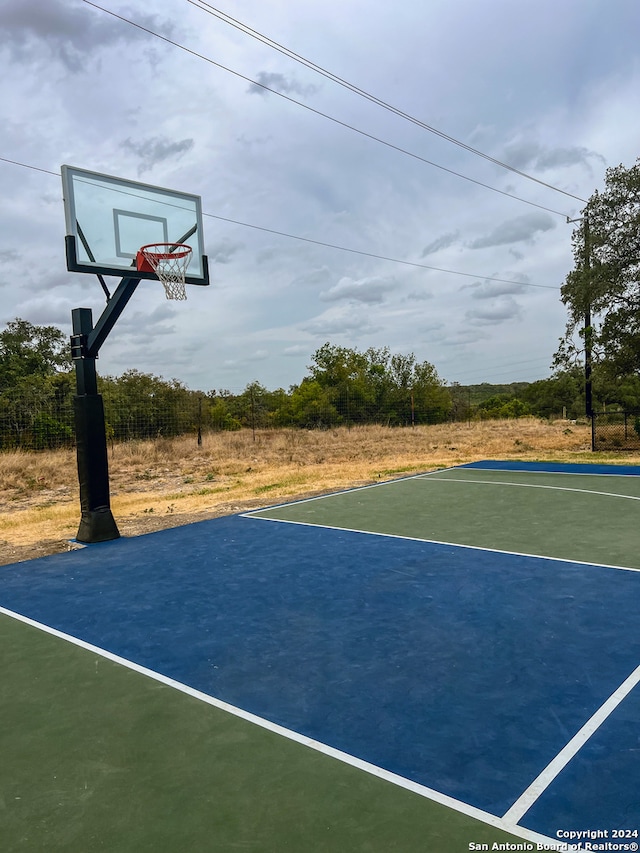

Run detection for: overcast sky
[[1, 0, 639, 392]]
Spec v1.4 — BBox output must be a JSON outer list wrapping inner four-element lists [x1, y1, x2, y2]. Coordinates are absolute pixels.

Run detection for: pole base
[[76, 506, 120, 544]]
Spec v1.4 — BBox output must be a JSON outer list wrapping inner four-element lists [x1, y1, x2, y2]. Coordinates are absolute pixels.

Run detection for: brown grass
[[1, 418, 638, 563]]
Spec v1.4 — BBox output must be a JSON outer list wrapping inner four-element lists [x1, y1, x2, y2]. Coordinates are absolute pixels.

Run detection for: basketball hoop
[[136, 243, 193, 300]]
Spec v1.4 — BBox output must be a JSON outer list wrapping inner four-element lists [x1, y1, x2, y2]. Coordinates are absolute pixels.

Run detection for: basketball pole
[[70, 276, 141, 543]]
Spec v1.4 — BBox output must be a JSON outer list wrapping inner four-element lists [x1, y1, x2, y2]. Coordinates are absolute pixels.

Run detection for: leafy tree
[[99, 370, 200, 440], [306, 342, 451, 425], [308, 343, 369, 387], [411, 359, 452, 424], [477, 394, 530, 419], [277, 379, 339, 428], [521, 370, 584, 420], [0, 318, 70, 387], [556, 159, 640, 383], [307, 343, 376, 423], [222, 382, 290, 431], [0, 318, 73, 448], [207, 394, 242, 431]]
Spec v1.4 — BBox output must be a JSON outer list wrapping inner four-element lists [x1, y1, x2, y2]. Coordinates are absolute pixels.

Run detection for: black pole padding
[[74, 394, 120, 543]]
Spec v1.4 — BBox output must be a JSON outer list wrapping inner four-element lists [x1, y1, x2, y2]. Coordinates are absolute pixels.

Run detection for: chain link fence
[[0, 394, 452, 451], [591, 411, 640, 451]]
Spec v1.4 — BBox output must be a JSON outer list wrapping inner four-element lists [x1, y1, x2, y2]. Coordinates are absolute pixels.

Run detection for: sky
[[1, 0, 639, 393]]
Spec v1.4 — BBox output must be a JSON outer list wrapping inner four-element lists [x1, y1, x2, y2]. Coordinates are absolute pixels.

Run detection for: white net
[[141, 244, 193, 300]]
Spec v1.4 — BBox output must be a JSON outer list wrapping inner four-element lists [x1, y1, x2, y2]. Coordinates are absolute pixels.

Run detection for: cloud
[[468, 213, 556, 249], [406, 289, 433, 302], [319, 276, 396, 304], [502, 140, 606, 172], [421, 232, 459, 257], [464, 276, 530, 299], [121, 136, 195, 175], [440, 328, 490, 347], [0, 0, 171, 71], [288, 267, 332, 290], [114, 305, 177, 344], [303, 305, 383, 338], [0, 249, 20, 262], [465, 295, 522, 326], [11, 296, 75, 326], [283, 345, 308, 357], [247, 71, 320, 98], [207, 240, 244, 265]]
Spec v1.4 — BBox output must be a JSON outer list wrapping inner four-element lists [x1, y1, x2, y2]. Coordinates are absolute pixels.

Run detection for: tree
[[0, 319, 73, 448], [477, 394, 531, 420], [556, 159, 640, 383], [281, 379, 339, 427], [521, 370, 584, 420], [223, 382, 289, 431], [99, 370, 200, 440], [305, 342, 451, 425], [0, 318, 70, 387]]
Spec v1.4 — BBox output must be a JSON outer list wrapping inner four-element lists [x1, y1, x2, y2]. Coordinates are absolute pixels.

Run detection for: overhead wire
[[78, 0, 574, 220], [205, 210, 561, 290], [187, 0, 587, 205], [0, 156, 560, 292], [1, 6, 582, 386], [451, 355, 554, 383]]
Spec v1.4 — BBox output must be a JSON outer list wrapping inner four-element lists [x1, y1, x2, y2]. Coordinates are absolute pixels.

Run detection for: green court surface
[[0, 614, 527, 853], [250, 465, 640, 569], [2, 460, 640, 851]]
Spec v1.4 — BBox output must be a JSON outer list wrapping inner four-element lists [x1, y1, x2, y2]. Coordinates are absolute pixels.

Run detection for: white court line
[[417, 475, 640, 502], [247, 465, 640, 519], [244, 468, 443, 515], [0, 604, 560, 849], [503, 662, 640, 826], [242, 514, 640, 574], [456, 465, 640, 479]]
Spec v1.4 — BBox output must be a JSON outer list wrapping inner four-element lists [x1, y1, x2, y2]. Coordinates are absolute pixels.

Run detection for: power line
[[450, 355, 553, 382], [78, 0, 573, 220], [206, 211, 561, 290], [0, 155, 562, 291], [187, 0, 588, 205], [0, 157, 59, 177], [451, 373, 552, 386]]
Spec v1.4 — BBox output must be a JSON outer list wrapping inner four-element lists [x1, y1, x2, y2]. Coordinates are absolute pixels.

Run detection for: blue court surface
[[1, 459, 639, 846]]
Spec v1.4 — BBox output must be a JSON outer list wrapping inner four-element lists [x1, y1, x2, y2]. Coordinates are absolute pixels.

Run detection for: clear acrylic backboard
[[61, 165, 209, 285]]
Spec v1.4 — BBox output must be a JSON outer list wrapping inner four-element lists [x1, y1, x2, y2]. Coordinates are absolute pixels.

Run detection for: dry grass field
[[1, 418, 637, 565]]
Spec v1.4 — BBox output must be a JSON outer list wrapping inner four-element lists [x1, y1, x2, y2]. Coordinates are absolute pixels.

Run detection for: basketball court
[[2, 460, 639, 851]]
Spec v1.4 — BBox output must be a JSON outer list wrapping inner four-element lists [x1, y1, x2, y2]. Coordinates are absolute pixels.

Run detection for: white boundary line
[[245, 463, 640, 519], [417, 475, 640, 502], [0, 604, 560, 848], [244, 469, 436, 515], [503, 662, 640, 825], [242, 514, 640, 574], [457, 463, 640, 480]]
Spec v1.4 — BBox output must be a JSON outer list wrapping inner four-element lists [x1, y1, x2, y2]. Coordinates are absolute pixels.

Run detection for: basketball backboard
[[61, 165, 209, 285]]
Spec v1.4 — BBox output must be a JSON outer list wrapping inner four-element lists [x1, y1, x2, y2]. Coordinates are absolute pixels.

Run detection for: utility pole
[[583, 214, 593, 419], [567, 213, 592, 419]]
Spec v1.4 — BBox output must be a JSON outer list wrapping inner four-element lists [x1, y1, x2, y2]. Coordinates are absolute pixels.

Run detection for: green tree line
[[2, 320, 640, 450]]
